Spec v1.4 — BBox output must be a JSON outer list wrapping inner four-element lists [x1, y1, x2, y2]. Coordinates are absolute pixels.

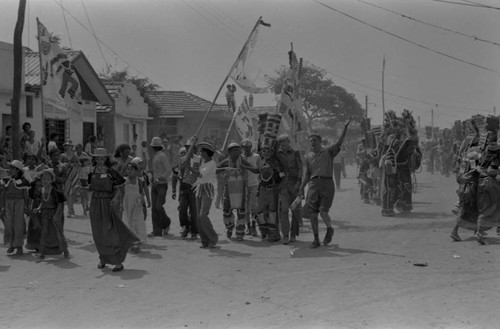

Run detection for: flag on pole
[[234, 97, 257, 144], [229, 20, 270, 94], [37, 19, 83, 116], [276, 50, 306, 133]]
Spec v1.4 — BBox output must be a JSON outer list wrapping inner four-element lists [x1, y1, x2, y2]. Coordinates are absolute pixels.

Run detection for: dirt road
[[1, 166, 498, 329]]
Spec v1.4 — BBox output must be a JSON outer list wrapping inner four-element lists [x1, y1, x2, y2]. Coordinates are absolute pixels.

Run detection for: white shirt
[[243, 153, 261, 187]]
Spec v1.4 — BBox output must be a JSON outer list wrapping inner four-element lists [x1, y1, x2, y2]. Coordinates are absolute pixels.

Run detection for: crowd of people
[[1, 114, 357, 272], [355, 110, 422, 217]]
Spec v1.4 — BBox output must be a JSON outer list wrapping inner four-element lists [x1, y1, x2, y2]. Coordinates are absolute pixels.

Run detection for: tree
[[268, 62, 364, 130]]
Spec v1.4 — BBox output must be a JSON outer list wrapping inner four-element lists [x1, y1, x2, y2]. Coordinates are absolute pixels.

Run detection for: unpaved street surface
[[2, 167, 499, 329]]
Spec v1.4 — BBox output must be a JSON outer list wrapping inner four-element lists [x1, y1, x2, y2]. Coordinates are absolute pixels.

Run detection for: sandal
[[112, 264, 124, 272]]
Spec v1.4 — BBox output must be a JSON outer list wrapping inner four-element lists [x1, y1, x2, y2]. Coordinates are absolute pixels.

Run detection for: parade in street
[[1, 1, 500, 328]]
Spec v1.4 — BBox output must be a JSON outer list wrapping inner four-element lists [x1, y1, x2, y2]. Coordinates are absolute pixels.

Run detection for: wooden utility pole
[[11, 0, 27, 160], [381, 55, 386, 121], [365, 95, 368, 117]]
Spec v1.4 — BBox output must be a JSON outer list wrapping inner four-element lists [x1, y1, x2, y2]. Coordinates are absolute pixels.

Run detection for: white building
[[0, 40, 113, 151]]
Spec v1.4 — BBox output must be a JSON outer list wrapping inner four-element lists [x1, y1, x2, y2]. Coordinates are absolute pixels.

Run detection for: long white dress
[[123, 177, 147, 242]]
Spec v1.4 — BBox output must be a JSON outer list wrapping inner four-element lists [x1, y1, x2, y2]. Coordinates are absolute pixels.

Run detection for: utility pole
[[11, 0, 27, 160], [431, 108, 434, 139], [365, 95, 368, 117], [494, 106, 496, 116], [418, 116, 420, 128]]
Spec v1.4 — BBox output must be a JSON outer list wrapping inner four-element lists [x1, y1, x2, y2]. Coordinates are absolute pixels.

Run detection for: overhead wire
[[80, 0, 109, 69], [355, 0, 500, 47], [313, 0, 500, 74], [58, 0, 73, 48], [51, 0, 149, 78], [460, 0, 500, 10]]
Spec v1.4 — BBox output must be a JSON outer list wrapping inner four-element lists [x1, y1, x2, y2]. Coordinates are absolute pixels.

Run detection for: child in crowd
[[35, 170, 69, 259], [1, 160, 30, 255], [123, 161, 147, 253], [78, 156, 92, 216]]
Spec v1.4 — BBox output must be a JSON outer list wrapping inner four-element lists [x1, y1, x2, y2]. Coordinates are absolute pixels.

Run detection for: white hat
[[130, 157, 143, 165], [150, 137, 164, 148], [9, 160, 24, 172]]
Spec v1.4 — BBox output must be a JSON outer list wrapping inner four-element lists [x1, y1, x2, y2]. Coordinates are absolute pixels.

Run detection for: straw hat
[[241, 139, 252, 147], [40, 168, 55, 180], [9, 160, 24, 172], [308, 131, 322, 139], [197, 142, 215, 154], [130, 157, 143, 165], [92, 148, 108, 158], [277, 134, 290, 142], [150, 137, 164, 148]]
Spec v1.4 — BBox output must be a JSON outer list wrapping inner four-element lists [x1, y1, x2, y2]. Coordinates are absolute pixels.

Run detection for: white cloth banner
[[37, 20, 83, 119]]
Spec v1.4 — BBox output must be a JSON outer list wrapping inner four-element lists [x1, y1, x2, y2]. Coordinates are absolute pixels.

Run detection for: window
[[26, 96, 33, 118], [164, 118, 177, 137], [45, 119, 67, 150]]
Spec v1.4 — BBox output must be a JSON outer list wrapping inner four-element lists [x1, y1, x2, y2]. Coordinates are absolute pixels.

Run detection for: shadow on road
[[290, 243, 405, 258], [208, 247, 253, 258], [106, 268, 149, 279], [0, 265, 11, 272]]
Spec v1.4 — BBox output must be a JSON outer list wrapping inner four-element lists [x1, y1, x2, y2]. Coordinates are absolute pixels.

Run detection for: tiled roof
[[248, 105, 276, 117], [145, 90, 228, 118], [24, 49, 81, 87]]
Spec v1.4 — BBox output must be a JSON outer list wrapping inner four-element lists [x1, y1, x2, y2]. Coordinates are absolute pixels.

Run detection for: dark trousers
[[151, 183, 171, 235], [178, 182, 198, 234], [396, 167, 412, 210], [382, 173, 397, 211]]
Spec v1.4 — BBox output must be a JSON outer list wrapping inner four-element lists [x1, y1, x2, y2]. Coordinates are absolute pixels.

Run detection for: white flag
[[234, 97, 257, 143], [230, 23, 269, 94], [37, 19, 83, 117]]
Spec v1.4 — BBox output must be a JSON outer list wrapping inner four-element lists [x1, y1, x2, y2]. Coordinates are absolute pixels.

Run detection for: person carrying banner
[[298, 118, 351, 248]]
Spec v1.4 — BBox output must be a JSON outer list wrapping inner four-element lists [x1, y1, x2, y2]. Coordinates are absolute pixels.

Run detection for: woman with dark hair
[[192, 141, 218, 248], [113, 144, 133, 177], [87, 148, 138, 272]]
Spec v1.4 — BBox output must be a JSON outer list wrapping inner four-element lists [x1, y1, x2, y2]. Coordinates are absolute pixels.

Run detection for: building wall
[[0, 42, 43, 144]]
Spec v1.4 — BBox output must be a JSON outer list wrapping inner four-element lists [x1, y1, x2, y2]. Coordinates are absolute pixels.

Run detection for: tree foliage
[[99, 68, 159, 98], [268, 62, 364, 129]]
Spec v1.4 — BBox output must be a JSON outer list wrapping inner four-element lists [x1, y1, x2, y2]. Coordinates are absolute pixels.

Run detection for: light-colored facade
[[96, 81, 151, 156], [0, 41, 43, 140], [0, 42, 116, 151]]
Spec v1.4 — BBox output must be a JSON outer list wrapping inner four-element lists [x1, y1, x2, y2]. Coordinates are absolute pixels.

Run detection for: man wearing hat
[[298, 117, 351, 248], [149, 137, 172, 237], [217, 142, 258, 241], [277, 134, 303, 244]]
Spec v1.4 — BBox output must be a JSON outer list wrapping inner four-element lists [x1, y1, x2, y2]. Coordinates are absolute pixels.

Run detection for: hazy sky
[[2, 0, 500, 128]]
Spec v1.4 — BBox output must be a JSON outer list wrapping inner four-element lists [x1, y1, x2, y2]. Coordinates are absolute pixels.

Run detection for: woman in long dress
[[192, 141, 219, 248], [88, 148, 139, 272]]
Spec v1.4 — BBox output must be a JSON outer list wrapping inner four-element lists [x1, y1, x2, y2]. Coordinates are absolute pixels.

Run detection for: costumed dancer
[[298, 118, 352, 248], [256, 144, 287, 243], [450, 119, 481, 241], [60, 140, 80, 218], [277, 134, 302, 244], [393, 110, 422, 214], [241, 139, 260, 237], [35, 169, 69, 259], [87, 148, 139, 272], [217, 142, 258, 241], [192, 141, 219, 248], [1, 160, 31, 255], [379, 112, 402, 217]]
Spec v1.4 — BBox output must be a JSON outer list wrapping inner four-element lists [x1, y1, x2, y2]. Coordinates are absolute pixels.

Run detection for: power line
[[80, 0, 109, 69], [459, 0, 500, 10], [58, 0, 73, 48], [431, 0, 487, 7], [51, 0, 149, 78], [355, 0, 500, 47], [313, 0, 500, 74]]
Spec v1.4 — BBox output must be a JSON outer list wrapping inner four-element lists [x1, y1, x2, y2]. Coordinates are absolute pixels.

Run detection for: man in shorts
[[298, 117, 352, 248]]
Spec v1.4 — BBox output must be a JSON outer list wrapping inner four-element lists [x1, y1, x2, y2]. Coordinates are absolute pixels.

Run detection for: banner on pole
[[229, 21, 269, 94], [234, 97, 257, 144], [37, 19, 83, 118]]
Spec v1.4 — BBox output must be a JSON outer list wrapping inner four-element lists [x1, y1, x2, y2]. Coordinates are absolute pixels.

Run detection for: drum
[[226, 168, 244, 209]]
